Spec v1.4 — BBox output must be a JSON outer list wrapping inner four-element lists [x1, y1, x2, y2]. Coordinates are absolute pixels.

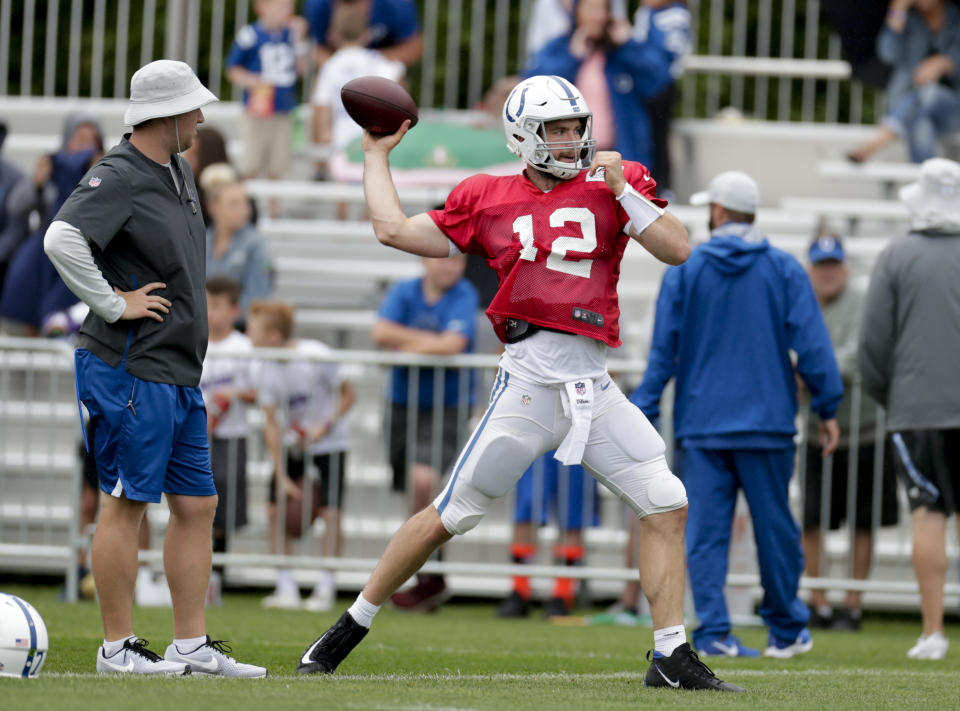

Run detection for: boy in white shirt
[[199, 277, 259, 604], [247, 299, 356, 612]]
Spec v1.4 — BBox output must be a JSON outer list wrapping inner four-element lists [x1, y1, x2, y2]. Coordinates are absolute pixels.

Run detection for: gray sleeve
[[43, 220, 126, 323], [858, 252, 896, 406], [6, 175, 44, 218]]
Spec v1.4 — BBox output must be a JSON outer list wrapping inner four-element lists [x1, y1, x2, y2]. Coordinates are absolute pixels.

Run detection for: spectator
[[306, 0, 422, 68], [200, 277, 259, 606], [800, 234, 900, 632], [181, 126, 238, 226], [311, 1, 405, 182], [631, 170, 843, 659], [497, 453, 598, 619], [226, 0, 308, 183], [371, 254, 478, 612], [847, 0, 960, 164], [523, 0, 671, 167], [0, 120, 28, 295], [632, 0, 691, 196], [203, 169, 274, 312], [248, 299, 356, 613], [1, 113, 104, 335], [859, 157, 960, 660], [524, 0, 627, 58]]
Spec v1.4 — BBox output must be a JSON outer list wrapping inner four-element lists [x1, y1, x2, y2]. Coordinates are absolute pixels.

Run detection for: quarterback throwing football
[[297, 75, 743, 693]]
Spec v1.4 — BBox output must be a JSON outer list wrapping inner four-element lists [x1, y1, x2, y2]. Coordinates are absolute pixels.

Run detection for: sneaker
[[644, 643, 745, 692], [135, 570, 173, 608], [906, 632, 948, 660], [96, 638, 191, 676], [807, 604, 833, 629], [164, 636, 267, 678], [543, 596, 571, 619], [497, 590, 531, 618], [262, 588, 302, 610], [297, 610, 369, 674], [764, 628, 813, 659], [390, 575, 450, 613], [304, 585, 336, 613], [698, 634, 760, 658], [829, 607, 862, 631]]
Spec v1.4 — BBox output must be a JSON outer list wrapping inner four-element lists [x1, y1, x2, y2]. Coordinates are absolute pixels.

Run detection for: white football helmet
[[0, 593, 48, 678], [502, 75, 596, 180]]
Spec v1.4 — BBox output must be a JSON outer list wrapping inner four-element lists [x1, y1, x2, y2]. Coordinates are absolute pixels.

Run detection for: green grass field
[[1, 583, 955, 710]]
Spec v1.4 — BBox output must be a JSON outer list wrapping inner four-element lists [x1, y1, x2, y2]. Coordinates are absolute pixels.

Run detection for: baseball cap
[[690, 171, 760, 214], [124, 60, 218, 127], [899, 157, 960, 233], [809, 234, 845, 263]]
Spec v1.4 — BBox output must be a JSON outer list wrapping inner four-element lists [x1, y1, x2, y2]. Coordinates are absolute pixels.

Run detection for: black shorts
[[211, 436, 248, 532], [890, 429, 960, 515], [803, 441, 899, 530], [387, 403, 464, 492], [269, 451, 347, 510]]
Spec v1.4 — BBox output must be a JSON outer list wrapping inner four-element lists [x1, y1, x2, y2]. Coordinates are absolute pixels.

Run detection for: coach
[[44, 60, 263, 676], [859, 157, 960, 661], [631, 171, 843, 659]]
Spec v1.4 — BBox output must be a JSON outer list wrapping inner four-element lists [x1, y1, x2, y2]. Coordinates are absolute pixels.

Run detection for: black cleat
[[297, 610, 368, 674], [497, 590, 531, 618], [542, 596, 571, 619], [644, 643, 745, 692]]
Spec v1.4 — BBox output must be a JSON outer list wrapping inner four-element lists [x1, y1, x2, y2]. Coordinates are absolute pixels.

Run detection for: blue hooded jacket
[[630, 222, 843, 449]]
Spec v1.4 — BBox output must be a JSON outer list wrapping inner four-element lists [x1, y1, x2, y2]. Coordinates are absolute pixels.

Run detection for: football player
[[296, 74, 743, 692]]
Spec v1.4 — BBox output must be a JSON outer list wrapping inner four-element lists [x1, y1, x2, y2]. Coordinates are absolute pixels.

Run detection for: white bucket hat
[[124, 60, 218, 126], [690, 170, 760, 214], [899, 158, 960, 233]]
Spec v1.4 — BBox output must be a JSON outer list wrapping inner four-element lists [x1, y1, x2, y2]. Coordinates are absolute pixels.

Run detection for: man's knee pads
[[646, 471, 687, 512], [437, 480, 494, 535]]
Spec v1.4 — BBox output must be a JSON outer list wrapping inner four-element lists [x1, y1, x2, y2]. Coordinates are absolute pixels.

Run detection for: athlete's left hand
[[588, 151, 626, 197], [819, 418, 840, 456]]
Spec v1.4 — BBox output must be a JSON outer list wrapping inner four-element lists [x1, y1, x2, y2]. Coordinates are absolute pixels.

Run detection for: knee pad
[[598, 455, 686, 518], [437, 479, 494, 536], [647, 471, 687, 511]]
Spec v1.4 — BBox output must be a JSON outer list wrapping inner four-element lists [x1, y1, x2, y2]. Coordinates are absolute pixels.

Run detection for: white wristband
[[617, 182, 664, 235]]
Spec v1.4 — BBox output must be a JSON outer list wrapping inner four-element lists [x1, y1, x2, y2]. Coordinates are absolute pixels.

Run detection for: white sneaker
[[304, 586, 335, 613], [164, 636, 267, 678], [96, 638, 191, 675], [261, 588, 302, 610], [907, 632, 948, 659], [135, 570, 173, 608], [764, 628, 813, 659]]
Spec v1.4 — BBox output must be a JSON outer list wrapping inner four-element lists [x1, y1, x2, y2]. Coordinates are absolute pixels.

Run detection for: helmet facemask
[[522, 115, 597, 180]]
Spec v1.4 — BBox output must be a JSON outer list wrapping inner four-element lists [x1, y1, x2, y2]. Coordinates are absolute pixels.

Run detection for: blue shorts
[[513, 452, 599, 530], [75, 348, 215, 503]]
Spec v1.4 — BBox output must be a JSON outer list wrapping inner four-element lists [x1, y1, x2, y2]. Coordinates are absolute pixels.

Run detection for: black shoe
[[644, 643, 745, 692], [542, 596, 571, 619], [497, 591, 531, 618], [807, 604, 834, 629], [830, 607, 862, 631], [297, 610, 368, 674]]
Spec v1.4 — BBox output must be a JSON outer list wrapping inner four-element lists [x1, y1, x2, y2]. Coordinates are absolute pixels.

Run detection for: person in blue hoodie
[[523, 0, 671, 167], [631, 171, 843, 660]]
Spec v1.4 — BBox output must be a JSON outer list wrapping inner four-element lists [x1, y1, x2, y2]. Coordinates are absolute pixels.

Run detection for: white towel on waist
[[554, 378, 594, 465]]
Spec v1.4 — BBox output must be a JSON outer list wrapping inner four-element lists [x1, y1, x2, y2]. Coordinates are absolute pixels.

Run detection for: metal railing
[[0, 0, 881, 123]]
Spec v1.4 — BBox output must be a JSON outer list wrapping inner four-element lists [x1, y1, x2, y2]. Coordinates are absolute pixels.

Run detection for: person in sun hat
[[859, 157, 960, 661], [43, 59, 266, 677], [631, 169, 843, 660]]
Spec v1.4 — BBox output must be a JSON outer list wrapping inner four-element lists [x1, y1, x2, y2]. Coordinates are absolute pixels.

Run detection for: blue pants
[[513, 452, 598, 530], [682, 446, 809, 647]]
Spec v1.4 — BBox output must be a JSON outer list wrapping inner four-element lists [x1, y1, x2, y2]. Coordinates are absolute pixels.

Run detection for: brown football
[[341, 76, 419, 135]]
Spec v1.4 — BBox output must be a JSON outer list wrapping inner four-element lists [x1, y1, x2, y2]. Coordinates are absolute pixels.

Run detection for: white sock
[[276, 568, 297, 594], [654, 625, 687, 656], [347, 593, 381, 629], [102, 635, 136, 656], [173, 635, 207, 654]]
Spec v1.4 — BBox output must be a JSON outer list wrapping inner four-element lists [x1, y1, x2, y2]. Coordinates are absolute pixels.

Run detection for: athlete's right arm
[[362, 122, 452, 258]]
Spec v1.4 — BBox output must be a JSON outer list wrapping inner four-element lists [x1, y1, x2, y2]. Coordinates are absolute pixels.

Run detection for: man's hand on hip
[[116, 282, 170, 322]]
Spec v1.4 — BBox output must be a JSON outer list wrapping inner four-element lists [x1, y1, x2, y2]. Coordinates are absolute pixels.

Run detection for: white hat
[[899, 158, 960, 232], [124, 60, 218, 126], [690, 171, 760, 214]]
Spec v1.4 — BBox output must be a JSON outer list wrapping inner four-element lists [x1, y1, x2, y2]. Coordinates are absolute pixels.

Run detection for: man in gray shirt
[[859, 157, 960, 661], [45, 60, 265, 677]]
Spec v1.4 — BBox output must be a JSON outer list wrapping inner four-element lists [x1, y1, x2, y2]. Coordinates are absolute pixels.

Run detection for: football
[[341, 76, 419, 135]]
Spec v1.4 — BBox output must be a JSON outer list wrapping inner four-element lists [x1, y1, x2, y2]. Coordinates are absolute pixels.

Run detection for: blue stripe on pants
[[682, 446, 809, 647]]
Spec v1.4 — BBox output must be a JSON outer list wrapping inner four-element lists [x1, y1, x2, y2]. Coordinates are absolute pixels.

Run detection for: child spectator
[[203, 167, 274, 312], [226, 0, 308, 182], [200, 276, 259, 605], [311, 1, 405, 181], [247, 299, 356, 612]]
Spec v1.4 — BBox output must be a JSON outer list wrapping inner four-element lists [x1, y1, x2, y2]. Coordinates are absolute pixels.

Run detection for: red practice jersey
[[429, 161, 666, 347]]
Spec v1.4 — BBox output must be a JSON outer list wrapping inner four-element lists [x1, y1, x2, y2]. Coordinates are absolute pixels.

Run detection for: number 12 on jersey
[[513, 208, 597, 279]]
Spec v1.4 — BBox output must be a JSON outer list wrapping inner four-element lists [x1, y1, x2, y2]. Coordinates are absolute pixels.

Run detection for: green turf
[[0, 583, 955, 710]]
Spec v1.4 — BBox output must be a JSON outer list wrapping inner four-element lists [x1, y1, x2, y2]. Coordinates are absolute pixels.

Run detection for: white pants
[[433, 369, 687, 535]]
